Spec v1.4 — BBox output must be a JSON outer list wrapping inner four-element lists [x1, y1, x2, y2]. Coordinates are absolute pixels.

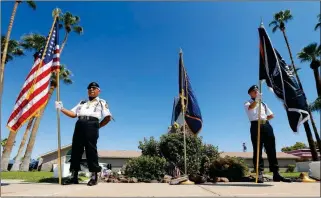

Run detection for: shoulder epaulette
[[80, 100, 87, 104]]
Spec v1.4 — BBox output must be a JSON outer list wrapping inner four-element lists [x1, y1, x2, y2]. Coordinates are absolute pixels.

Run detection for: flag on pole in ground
[[173, 50, 203, 135], [7, 19, 60, 133], [258, 23, 309, 132]]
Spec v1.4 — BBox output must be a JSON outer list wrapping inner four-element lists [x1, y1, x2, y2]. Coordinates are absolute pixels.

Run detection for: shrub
[[159, 133, 203, 176], [124, 156, 166, 182], [200, 144, 220, 176], [138, 136, 160, 157], [209, 156, 249, 182], [286, 164, 296, 173]]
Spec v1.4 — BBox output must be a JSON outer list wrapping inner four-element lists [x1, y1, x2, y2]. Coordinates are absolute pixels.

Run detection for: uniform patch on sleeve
[[105, 103, 109, 109]]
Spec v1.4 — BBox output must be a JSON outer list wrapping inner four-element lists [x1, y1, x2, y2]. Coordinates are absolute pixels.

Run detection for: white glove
[[55, 101, 63, 110], [255, 93, 262, 102]]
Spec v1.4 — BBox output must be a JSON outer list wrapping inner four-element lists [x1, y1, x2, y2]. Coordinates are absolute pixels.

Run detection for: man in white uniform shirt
[[244, 85, 291, 183], [55, 82, 112, 186]]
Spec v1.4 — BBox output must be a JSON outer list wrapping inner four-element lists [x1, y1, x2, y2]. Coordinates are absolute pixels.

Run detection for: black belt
[[251, 120, 268, 124], [78, 116, 99, 121]]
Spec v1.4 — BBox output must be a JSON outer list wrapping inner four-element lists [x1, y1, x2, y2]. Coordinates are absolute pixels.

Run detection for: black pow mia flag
[[258, 24, 310, 132]]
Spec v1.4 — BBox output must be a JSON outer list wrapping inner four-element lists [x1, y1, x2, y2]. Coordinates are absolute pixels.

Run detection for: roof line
[[39, 144, 72, 157]]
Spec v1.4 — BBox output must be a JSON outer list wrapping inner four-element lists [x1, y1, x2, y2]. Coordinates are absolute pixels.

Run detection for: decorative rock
[[189, 175, 207, 184], [215, 177, 229, 183], [163, 175, 172, 183], [129, 177, 138, 183]]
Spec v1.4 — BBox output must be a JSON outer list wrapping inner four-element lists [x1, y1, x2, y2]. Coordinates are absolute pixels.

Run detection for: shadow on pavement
[[1, 183, 9, 186], [200, 183, 273, 187]]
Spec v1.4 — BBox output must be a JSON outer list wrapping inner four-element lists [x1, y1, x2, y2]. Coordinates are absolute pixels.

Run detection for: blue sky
[[1, 1, 320, 159]]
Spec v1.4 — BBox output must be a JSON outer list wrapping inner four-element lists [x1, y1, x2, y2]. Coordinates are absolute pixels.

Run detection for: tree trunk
[[10, 117, 35, 171], [60, 32, 69, 54], [0, 1, 20, 171], [313, 68, 321, 96], [0, 131, 18, 171], [20, 86, 55, 171], [281, 30, 320, 158], [303, 122, 319, 161]]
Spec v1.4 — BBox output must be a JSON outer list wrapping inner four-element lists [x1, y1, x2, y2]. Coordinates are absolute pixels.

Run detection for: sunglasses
[[88, 87, 99, 90]]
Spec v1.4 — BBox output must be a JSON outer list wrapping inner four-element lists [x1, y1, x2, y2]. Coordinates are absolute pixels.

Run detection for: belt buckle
[[86, 116, 89, 120], [261, 120, 266, 124]]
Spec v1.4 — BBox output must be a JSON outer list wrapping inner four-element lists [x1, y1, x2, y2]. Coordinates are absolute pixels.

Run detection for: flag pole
[[52, 8, 62, 185], [179, 48, 194, 185], [255, 18, 264, 183], [255, 80, 263, 183]]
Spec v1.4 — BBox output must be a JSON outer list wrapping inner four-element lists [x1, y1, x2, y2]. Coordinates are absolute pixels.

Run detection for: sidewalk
[[1, 180, 320, 197]]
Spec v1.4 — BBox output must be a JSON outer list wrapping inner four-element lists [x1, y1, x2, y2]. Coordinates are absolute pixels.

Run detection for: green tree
[[269, 9, 319, 161], [297, 43, 321, 96], [1, 36, 24, 64], [281, 142, 308, 152], [59, 11, 83, 53]]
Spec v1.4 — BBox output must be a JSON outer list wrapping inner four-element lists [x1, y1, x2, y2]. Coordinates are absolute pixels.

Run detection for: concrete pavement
[[1, 180, 320, 197]]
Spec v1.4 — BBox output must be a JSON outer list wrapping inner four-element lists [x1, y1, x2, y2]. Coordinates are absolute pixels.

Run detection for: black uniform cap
[[248, 85, 258, 94], [87, 82, 100, 89]]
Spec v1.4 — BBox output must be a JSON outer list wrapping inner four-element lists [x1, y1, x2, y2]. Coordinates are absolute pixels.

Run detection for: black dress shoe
[[63, 177, 79, 185], [273, 173, 292, 183], [87, 178, 98, 186]]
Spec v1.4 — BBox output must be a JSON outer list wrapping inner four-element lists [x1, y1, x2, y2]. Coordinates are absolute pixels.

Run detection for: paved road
[[1, 180, 320, 197]]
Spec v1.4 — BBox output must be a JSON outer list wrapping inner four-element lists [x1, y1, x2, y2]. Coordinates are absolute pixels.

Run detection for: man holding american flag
[[55, 82, 112, 186]]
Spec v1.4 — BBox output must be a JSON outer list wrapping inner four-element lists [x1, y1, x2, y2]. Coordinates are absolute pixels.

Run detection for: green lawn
[[265, 172, 304, 178], [1, 171, 87, 183]]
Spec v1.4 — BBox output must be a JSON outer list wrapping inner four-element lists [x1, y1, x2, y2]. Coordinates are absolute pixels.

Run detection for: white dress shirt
[[244, 99, 273, 121], [71, 97, 112, 120]]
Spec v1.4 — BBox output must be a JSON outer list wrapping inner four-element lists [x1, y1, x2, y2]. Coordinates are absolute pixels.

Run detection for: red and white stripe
[[7, 46, 60, 132]]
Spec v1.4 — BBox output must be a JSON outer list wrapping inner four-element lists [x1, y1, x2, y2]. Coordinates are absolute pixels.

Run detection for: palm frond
[[315, 23, 321, 31], [297, 42, 319, 63], [1, 35, 25, 63], [310, 97, 321, 112], [269, 20, 278, 27], [283, 9, 293, 22], [20, 33, 46, 52], [73, 26, 83, 34], [272, 25, 279, 33], [26, 0, 36, 10]]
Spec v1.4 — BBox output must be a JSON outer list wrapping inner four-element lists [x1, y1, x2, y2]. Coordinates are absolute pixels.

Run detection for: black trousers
[[250, 121, 279, 173], [69, 119, 101, 173]]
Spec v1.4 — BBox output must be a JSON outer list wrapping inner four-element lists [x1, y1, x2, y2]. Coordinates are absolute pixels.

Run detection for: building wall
[[244, 159, 296, 169], [39, 149, 70, 171], [98, 158, 131, 171]]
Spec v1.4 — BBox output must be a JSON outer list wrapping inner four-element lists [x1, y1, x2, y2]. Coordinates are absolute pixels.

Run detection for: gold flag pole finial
[[52, 8, 61, 18]]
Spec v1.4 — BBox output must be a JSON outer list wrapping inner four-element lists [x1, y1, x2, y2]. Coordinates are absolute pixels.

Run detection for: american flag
[[7, 19, 60, 133]]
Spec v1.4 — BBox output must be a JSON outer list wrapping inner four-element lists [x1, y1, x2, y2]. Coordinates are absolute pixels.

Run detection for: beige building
[[221, 152, 300, 169], [38, 144, 141, 172], [38, 144, 299, 172]]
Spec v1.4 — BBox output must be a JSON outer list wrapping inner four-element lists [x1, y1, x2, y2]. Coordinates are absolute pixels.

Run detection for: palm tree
[[315, 14, 321, 31], [0, 1, 36, 171], [269, 9, 319, 161], [20, 65, 73, 171], [297, 43, 321, 95], [10, 117, 35, 171], [1, 36, 24, 64], [59, 11, 83, 53]]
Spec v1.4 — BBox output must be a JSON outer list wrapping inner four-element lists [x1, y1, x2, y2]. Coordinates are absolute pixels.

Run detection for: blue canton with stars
[[35, 20, 59, 64]]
